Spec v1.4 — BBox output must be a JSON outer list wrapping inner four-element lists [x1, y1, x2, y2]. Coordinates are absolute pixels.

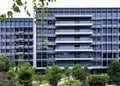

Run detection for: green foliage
[[87, 74, 110, 84], [17, 62, 35, 86], [45, 65, 62, 86], [64, 65, 71, 77], [12, 4, 21, 13], [72, 64, 82, 80], [79, 66, 89, 81], [58, 80, 80, 86], [16, 0, 23, 6], [64, 65, 71, 83], [0, 0, 56, 19], [0, 54, 10, 72], [108, 59, 120, 85], [8, 67, 16, 78]]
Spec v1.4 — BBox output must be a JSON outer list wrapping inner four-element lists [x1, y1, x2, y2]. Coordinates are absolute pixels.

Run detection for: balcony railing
[[55, 29, 93, 35], [55, 47, 93, 52], [55, 21, 93, 26]]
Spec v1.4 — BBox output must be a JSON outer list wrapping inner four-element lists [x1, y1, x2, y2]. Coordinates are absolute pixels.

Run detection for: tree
[[46, 64, 62, 86], [0, 0, 56, 21], [64, 65, 71, 83], [79, 67, 89, 85], [72, 64, 82, 80], [87, 74, 110, 86], [108, 59, 120, 86], [0, 54, 10, 72], [17, 62, 35, 86]]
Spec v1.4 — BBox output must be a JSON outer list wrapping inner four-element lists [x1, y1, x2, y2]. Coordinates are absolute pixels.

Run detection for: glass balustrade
[[56, 29, 92, 33], [56, 38, 92, 41], [56, 55, 91, 58], [56, 46, 92, 50], [56, 21, 91, 24]]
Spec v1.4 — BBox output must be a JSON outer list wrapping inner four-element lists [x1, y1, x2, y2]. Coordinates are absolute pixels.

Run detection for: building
[[0, 18, 33, 65], [0, 8, 120, 72], [34, 8, 120, 72]]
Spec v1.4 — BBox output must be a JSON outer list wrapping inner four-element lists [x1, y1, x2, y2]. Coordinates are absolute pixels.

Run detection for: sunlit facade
[[34, 8, 120, 72]]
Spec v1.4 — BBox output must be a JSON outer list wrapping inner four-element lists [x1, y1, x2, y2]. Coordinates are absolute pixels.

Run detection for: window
[[96, 29, 101, 33], [103, 44, 107, 50], [75, 37, 80, 41], [108, 28, 112, 33], [108, 44, 112, 50], [108, 36, 112, 42], [74, 45, 80, 49], [103, 36, 107, 42], [103, 28, 107, 33], [102, 20, 107, 25], [97, 37, 101, 41], [48, 20, 55, 25]]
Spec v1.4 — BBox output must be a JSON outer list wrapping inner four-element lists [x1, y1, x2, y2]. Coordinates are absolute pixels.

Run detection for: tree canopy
[[0, 54, 10, 72], [45, 64, 62, 86], [72, 64, 82, 80], [108, 59, 120, 86], [0, 0, 56, 20]]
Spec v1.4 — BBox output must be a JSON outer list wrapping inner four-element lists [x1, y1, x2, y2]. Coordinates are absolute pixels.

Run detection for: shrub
[[87, 73, 110, 85]]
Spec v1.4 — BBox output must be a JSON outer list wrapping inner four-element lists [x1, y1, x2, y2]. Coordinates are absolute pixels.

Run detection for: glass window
[[108, 36, 112, 42], [107, 12, 112, 17], [113, 12, 117, 17], [113, 20, 118, 24], [108, 28, 112, 33], [103, 28, 107, 33], [112, 28, 118, 33], [103, 36, 107, 41], [112, 36, 118, 41], [96, 12, 101, 17], [97, 37, 101, 41], [102, 12, 106, 17], [103, 44, 107, 50], [108, 44, 112, 50], [102, 20, 107, 25], [108, 20, 112, 25]]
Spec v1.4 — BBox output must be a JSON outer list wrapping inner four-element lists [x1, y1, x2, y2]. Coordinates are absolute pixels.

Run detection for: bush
[[58, 80, 80, 86], [87, 74, 110, 85]]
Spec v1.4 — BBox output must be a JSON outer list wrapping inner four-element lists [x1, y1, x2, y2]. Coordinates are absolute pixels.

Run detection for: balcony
[[55, 29, 93, 35], [55, 21, 92, 26], [55, 58, 93, 61], [55, 47, 93, 52], [18, 31, 24, 34], [55, 38, 92, 43], [55, 15, 93, 18]]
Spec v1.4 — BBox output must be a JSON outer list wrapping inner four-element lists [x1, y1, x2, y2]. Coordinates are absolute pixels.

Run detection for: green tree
[[45, 67, 51, 80], [64, 65, 71, 83], [72, 64, 82, 80], [0, 0, 56, 21], [87, 74, 110, 86], [46, 64, 62, 86], [108, 59, 120, 86], [79, 67, 89, 85], [0, 54, 10, 72], [17, 62, 35, 86]]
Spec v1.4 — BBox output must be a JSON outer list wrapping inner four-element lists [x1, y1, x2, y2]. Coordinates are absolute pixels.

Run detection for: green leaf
[[12, 4, 21, 13], [16, 0, 23, 6], [26, 11, 31, 16], [7, 11, 13, 18], [0, 14, 6, 22]]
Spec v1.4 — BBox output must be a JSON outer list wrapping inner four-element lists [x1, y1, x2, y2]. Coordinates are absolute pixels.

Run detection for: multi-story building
[[34, 8, 120, 72], [1, 8, 120, 73], [0, 18, 33, 65]]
